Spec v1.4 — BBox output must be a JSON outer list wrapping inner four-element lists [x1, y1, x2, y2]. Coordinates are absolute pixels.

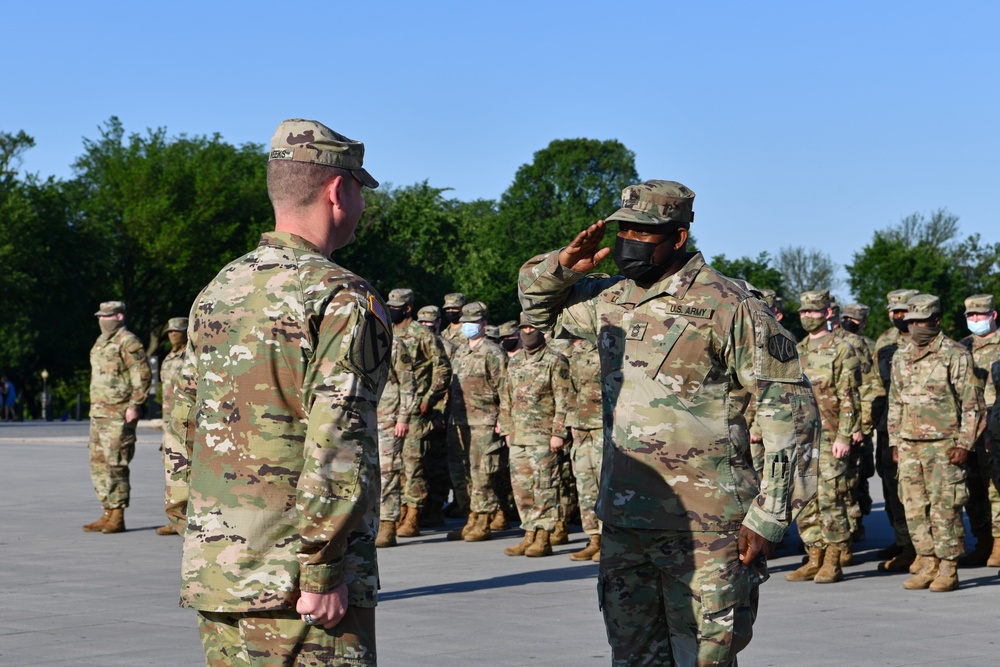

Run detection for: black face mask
[[500, 337, 519, 352], [892, 317, 909, 333], [614, 235, 678, 284], [443, 310, 462, 325], [388, 307, 407, 325], [520, 329, 544, 351], [841, 319, 861, 334]]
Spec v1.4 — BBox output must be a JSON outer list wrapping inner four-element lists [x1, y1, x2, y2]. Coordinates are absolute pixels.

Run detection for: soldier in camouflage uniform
[[498, 320, 520, 356], [157, 316, 188, 536], [414, 304, 455, 526], [164, 119, 389, 666], [84, 301, 152, 535], [875, 288, 920, 570], [376, 334, 404, 549], [958, 294, 1000, 566], [440, 292, 467, 348], [546, 335, 579, 545], [747, 289, 787, 477], [386, 288, 452, 537], [566, 335, 604, 561], [889, 294, 983, 592], [518, 180, 819, 667], [445, 302, 509, 542], [498, 314, 571, 558], [784, 290, 861, 584]]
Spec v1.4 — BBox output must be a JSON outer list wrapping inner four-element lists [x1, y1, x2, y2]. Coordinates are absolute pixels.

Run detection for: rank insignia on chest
[[626, 322, 648, 340]]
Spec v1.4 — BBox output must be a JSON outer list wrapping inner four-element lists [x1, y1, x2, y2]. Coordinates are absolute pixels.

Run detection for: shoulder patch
[[767, 334, 796, 362], [368, 294, 388, 330], [349, 300, 391, 382]]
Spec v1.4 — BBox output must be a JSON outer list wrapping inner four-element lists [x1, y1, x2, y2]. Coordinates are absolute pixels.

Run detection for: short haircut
[[266, 160, 350, 210]]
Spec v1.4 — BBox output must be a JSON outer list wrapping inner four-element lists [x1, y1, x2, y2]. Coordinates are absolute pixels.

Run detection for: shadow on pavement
[[380, 564, 598, 601]]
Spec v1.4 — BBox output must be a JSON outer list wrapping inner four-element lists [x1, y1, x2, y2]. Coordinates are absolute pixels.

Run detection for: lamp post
[[40, 369, 50, 421]]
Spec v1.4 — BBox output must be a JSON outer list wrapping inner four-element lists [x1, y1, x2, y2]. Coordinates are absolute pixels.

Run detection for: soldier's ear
[[674, 227, 689, 250]]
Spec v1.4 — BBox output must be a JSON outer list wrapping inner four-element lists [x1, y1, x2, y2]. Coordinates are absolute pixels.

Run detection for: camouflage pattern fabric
[[165, 231, 390, 613], [889, 331, 984, 559], [509, 444, 561, 531], [834, 328, 879, 532], [198, 605, 375, 667], [377, 339, 403, 522], [89, 325, 152, 509], [568, 340, 603, 534], [448, 338, 507, 513], [440, 324, 465, 348], [160, 346, 188, 529], [961, 329, 1000, 539], [599, 525, 764, 667], [793, 332, 861, 547], [874, 325, 911, 545]]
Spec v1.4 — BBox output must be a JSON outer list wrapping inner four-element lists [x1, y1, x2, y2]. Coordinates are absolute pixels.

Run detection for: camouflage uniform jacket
[[393, 320, 451, 438], [166, 232, 391, 613], [798, 333, 862, 444], [835, 329, 883, 434], [567, 340, 602, 432], [888, 333, 983, 450], [961, 330, 1000, 437], [518, 250, 820, 542], [498, 344, 571, 447], [441, 324, 465, 349], [377, 338, 402, 426], [449, 339, 507, 427], [89, 326, 152, 418], [160, 347, 186, 420]]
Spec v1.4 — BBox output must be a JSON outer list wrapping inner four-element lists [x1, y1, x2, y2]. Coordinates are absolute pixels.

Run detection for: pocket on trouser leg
[[697, 560, 762, 667]]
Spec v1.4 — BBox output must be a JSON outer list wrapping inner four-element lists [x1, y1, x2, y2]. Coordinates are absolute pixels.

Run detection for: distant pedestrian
[[1, 376, 14, 421]]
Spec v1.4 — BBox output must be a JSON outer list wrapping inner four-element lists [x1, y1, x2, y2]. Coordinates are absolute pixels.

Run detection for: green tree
[[710, 252, 786, 296], [776, 245, 840, 302]]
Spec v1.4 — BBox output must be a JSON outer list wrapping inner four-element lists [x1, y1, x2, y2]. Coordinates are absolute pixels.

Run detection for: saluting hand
[[558, 220, 612, 273]]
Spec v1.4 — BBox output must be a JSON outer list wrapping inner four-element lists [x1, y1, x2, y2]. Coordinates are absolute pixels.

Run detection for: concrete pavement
[[0, 420, 997, 666]]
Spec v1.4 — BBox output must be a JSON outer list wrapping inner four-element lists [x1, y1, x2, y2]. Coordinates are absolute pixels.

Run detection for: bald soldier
[[165, 119, 389, 665], [85, 301, 152, 535], [518, 180, 819, 666]]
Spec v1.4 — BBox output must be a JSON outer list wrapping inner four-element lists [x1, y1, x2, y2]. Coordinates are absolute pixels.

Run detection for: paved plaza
[[0, 420, 997, 666]]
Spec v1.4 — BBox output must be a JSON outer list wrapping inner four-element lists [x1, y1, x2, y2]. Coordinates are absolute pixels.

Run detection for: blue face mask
[[967, 318, 993, 337], [461, 322, 482, 339]]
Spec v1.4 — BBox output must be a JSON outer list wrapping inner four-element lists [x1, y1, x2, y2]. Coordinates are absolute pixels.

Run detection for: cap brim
[[386, 300, 406, 307], [459, 315, 482, 322], [605, 207, 673, 226], [903, 312, 937, 321], [351, 168, 378, 189]]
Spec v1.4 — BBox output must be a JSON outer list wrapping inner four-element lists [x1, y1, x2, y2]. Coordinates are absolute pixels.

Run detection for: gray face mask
[[99, 319, 123, 337], [908, 323, 941, 347]]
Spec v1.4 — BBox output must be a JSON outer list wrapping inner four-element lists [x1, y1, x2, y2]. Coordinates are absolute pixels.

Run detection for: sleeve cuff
[[742, 505, 788, 543], [299, 560, 345, 594]]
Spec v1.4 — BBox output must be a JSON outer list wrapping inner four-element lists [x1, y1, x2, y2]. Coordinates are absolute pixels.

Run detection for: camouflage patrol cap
[[498, 320, 518, 337], [485, 325, 500, 340], [517, 312, 534, 328], [964, 294, 995, 315], [165, 317, 189, 332], [886, 288, 920, 312], [842, 304, 870, 322], [798, 290, 831, 312], [443, 293, 466, 309], [605, 180, 695, 227], [95, 301, 126, 317], [459, 301, 488, 322], [268, 119, 378, 189], [904, 294, 941, 321], [759, 288, 783, 310], [386, 288, 414, 307], [416, 305, 440, 323]]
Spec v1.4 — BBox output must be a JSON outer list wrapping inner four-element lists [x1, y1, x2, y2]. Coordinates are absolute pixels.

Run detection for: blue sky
[[3, 1, 997, 298]]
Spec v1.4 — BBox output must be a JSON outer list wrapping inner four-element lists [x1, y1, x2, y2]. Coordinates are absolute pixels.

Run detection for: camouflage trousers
[[571, 428, 602, 535], [558, 443, 578, 525], [424, 420, 452, 512], [845, 435, 875, 533], [449, 423, 505, 514], [88, 413, 137, 509], [876, 429, 910, 546], [509, 443, 560, 531], [795, 445, 851, 547], [599, 525, 764, 667], [897, 439, 969, 560], [198, 605, 376, 667], [400, 423, 431, 509], [378, 423, 404, 522], [162, 436, 189, 531], [963, 437, 1000, 540]]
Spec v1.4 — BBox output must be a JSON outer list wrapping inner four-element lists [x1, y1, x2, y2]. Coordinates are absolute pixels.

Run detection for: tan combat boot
[[396, 505, 409, 531], [814, 544, 845, 584], [550, 521, 569, 546], [569, 534, 601, 562], [83, 509, 111, 533], [525, 528, 553, 557], [908, 554, 925, 575], [489, 511, 510, 531], [396, 505, 421, 538], [447, 512, 476, 541], [929, 559, 959, 592], [155, 523, 176, 536], [785, 545, 824, 581], [464, 514, 492, 542], [375, 520, 397, 548], [839, 541, 854, 567], [504, 530, 535, 556], [101, 508, 125, 534], [878, 543, 916, 572], [986, 539, 1000, 568], [903, 555, 940, 590]]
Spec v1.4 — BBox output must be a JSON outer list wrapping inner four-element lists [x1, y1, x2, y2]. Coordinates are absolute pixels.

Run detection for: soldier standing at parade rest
[[785, 290, 862, 583], [157, 316, 188, 536], [518, 180, 819, 666], [889, 294, 983, 592], [84, 301, 152, 535], [165, 119, 389, 665], [959, 294, 1000, 567], [875, 288, 920, 571]]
